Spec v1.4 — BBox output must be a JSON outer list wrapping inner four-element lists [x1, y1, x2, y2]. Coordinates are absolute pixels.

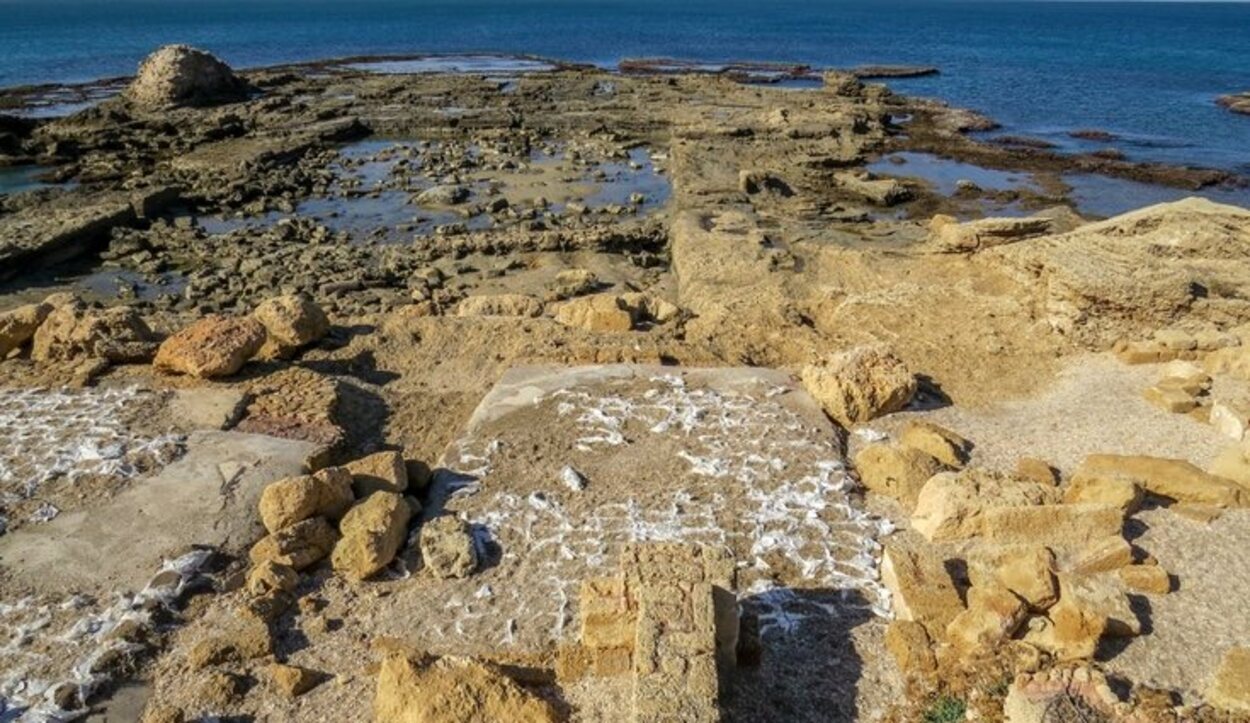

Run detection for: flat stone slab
[[408, 364, 889, 654], [0, 195, 136, 278], [0, 429, 314, 593]]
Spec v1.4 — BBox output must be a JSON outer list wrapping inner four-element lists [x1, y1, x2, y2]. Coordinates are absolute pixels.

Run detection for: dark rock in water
[[1218, 92, 1250, 116], [125, 44, 250, 110], [991, 135, 1057, 150], [850, 65, 940, 79], [1069, 129, 1118, 142]]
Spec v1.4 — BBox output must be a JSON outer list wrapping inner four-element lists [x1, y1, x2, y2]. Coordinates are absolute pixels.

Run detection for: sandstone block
[[970, 546, 1057, 611], [154, 314, 266, 378], [375, 654, 558, 723], [258, 467, 355, 533], [1014, 457, 1059, 486], [1211, 397, 1250, 441], [246, 560, 299, 597], [346, 451, 409, 497], [1210, 444, 1250, 491], [253, 294, 329, 358], [854, 442, 945, 508], [267, 663, 320, 698], [898, 421, 972, 468], [1143, 384, 1199, 414], [885, 619, 936, 675], [880, 545, 963, 641], [979, 504, 1124, 547], [1065, 536, 1135, 575], [554, 294, 636, 332], [1118, 565, 1171, 595], [249, 517, 339, 571], [800, 345, 916, 427], [0, 301, 52, 357], [332, 492, 412, 580], [1076, 454, 1247, 507], [946, 583, 1028, 656], [32, 301, 157, 363], [1208, 647, 1250, 714], [1063, 474, 1144, 514], [580, 576, 637, 650], [911, 469, 1057, 542]]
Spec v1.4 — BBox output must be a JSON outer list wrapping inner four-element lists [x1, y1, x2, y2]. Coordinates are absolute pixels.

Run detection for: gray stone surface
[[0, 430, 314, 593]]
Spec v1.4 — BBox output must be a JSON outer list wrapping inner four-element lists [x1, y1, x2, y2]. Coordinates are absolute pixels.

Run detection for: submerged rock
[[126, 44, 249, 109]]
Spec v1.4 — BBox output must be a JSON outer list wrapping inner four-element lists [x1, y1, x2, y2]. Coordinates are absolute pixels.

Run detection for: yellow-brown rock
[[1119, 565, 1172, 595], [153, 314, 266, 378], [346, 450, 409, 497], [1075, 454, 1247, 507], [553, 294, 636, 332], [374, 654, 558, 723], [854, 442, 945, 508], [249, 517, 339, 571], [946, 583, 1028, 656], [910, 469, 1057, 541], [331, 491, 413, 580], [1207, 647, 1250, 714], [258, 467, 355, 534], [800, 345, 917, 427], [1063, 473, 1144, 514], [885, 619, 936, 675], [880, 544, 963, 641], [267, 663, 321, 698], [898, 421, 972, 468]]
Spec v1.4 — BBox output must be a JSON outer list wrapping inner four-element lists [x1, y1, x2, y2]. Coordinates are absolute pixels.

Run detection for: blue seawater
[[1, 0, 1248, 170]]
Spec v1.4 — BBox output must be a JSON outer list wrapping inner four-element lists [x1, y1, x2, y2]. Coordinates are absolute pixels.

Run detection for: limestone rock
[[246, 560, 299, 597], [929, 214, 1052, 253], [1014, 457, 1059, 486], [835, 172, 912, 206], [0, 301, 52, 357], [880, 544, 963, 641], [249, 517, 339, 571], [1119, 565, 1171, 595], [1210, 444, 1250, 491], [374, 654, 557, 723], [1066, 536, 1135, 575], [898, 421, 971, 468], [946, 583, 1028, 656], [416, 184, 471, 206], [1208, 647, 1250, 714], [1143, 384, 1200, 414], [853, 442, 945, 508], [910, 469, 1057, 542], [455, 293, 543, 318], [1054, 572, 1140, 639], [420, 515, 479, 579], [1075, 454, 1248, 507], [970, 546, 1057, 611], [346, 451, 409, 497], [267, 663, 321, 698], [801, 345, 917, 427], [154, 314, 266, 378], [126, 45, 248, 109], [253, 294, 329, 358], [258, 467, 355, 534], [1211, 397, 1250, 441], [332, 492, 412, 580], [979, 504, 1124, 547], [553, 294, 635, 332], [885, 619, 936, 675], [186, 613, 273, 668], [1063, 473, 1144, 514], [31, 301, 157, 363]]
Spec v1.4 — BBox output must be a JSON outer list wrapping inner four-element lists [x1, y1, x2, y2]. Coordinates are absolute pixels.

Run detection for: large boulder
[[31, 300, 157, 363], [331, 492, 412, 580], [125, 45, 249, 109], [800, 345, 917, 427], [154, 314, 266, 378], [253, 294, 329, 359]]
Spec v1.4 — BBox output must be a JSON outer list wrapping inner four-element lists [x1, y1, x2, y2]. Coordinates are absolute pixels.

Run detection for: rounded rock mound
[[126, 44, 249, 109]]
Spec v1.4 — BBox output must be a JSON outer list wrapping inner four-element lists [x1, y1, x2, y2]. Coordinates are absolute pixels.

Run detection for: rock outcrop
[[125, 45, 249, 109]]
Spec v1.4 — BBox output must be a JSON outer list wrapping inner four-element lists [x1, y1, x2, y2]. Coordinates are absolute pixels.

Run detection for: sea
[[1, 0, 1249, 172]]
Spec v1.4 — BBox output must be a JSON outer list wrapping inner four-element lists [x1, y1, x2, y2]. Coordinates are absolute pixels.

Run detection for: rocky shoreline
[[2, 44, 1250, 722]]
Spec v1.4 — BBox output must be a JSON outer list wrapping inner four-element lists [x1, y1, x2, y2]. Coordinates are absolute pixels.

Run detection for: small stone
[[420, 516, 479, 579], [1118, 565, 1171, 595], [267, 663, 321, 698], [1014, 457, 1059, 486], [253, 294, 329, 359], [1143, 384, 1199, 414]]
